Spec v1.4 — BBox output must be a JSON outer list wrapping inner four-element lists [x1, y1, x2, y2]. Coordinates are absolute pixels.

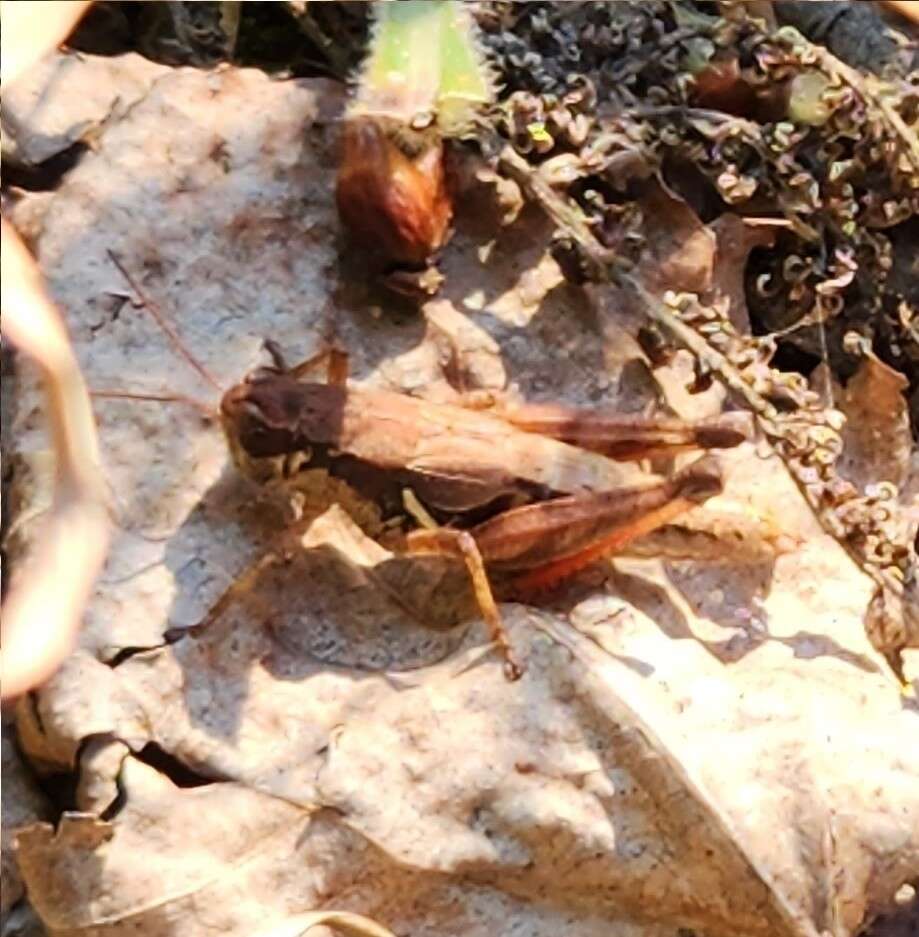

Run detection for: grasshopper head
[[221, 370, 296, 455], [219, 369, 292, 483], [219, 370, 346, 483]]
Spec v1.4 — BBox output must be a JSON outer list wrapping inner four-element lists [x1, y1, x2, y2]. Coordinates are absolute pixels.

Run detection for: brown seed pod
[[335, 116, 453, 267]]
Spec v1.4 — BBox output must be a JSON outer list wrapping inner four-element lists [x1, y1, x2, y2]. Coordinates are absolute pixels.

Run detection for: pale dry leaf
[[16, 650, 151, 773], [486, 248, 565, 325], [421, 297, 506, 394], [372, 297, 506, 402], [16, 757, 313, 934], [1, 725, 51, 916], [2, 50, 171, 165], [75, 737, 131, 814], [648, 347, 729, 421]]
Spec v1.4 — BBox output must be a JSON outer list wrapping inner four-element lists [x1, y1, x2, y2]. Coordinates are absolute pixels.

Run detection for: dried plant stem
[[499, 147, 779, 414]]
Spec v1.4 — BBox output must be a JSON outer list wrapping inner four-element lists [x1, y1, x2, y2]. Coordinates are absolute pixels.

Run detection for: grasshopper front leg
[[407, 456, 723, 678]]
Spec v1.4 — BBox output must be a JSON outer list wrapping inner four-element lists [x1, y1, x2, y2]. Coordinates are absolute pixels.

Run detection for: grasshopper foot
[[502, 651, 525, 681]]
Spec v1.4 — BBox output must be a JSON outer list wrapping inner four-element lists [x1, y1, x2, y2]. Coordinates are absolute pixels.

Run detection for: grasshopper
[[101, 256, 756, 679], [219, 352, 753, 679]]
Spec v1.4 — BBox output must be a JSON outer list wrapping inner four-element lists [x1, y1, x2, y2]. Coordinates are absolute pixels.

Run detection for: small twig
[[497, 145, 626, 282], [106, 250, 223, 393], [290, 5, 351, 79]]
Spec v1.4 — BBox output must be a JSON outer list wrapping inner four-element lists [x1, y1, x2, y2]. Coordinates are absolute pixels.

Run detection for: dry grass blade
[[253, 911, 398, 937], [0, 0, 92, 85], [1, 218, 110, 698]]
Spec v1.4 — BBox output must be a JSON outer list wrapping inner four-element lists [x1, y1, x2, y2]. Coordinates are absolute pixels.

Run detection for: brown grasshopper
[[218, 349, 753, 679], [101, 255, 755, 679]]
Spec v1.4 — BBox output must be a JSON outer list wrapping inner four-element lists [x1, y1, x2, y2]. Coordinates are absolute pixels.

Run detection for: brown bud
[[335, 117, 452, 267]]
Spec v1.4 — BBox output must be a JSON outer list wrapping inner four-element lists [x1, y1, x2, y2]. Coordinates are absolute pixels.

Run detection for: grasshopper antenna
[[89, 388, 216, 417], [106, 250, 223, 394]]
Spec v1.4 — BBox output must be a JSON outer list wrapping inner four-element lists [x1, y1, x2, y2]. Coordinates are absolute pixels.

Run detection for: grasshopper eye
[[241, 401, 270, 435], [247, 366, 284, 384]]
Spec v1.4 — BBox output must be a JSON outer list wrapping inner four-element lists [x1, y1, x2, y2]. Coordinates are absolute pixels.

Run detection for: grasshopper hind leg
[[405, 528, 524, 680], [509, 458, 723, 595]]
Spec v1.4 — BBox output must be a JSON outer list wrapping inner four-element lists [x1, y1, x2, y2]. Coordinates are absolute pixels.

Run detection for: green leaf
[[350, 0, 494, 135]]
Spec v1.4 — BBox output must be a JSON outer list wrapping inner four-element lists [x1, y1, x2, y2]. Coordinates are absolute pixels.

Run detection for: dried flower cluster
[[478, 2, 917, 385], [648, 33, 918, 375]]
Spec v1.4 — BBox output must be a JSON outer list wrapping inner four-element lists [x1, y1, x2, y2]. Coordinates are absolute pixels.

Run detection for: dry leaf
[[633, 179, 716, 297], [703, 214, 779, 332], [837, 352, 912, 491], [2, 50, 169, 165], [16, 758, 312, 933], [1, 725, 51, 916]]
